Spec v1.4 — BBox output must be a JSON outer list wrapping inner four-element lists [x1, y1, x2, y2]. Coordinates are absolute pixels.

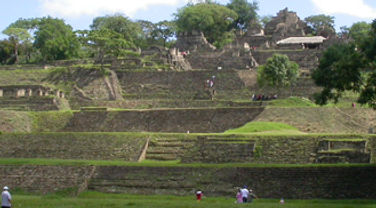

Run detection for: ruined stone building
[[175, 8, 330, 73]]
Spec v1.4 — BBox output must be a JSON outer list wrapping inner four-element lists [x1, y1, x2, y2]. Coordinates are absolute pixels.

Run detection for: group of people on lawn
[[196, 185, 257, 204]]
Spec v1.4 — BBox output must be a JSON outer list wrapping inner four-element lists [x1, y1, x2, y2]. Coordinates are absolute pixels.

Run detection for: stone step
[[146, 147, 182, 154], [149, 142, 186, 148], [153, 138, 196, 143], [145, 154, 179, 161]]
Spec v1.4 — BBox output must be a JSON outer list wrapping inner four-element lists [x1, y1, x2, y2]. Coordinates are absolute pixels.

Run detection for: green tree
[[136, 20, 157, 47], [348, 21, 371, 46], [91, 14, 143, 48], [33, 17, 80, 61], [77, 29, 136, 66], [257, 54, 299, 88], [312, 43, 364, 105], [226, 0, 258, 31], [0, 40, 14, 64], [175, 2, 238, 48], [312, 20, 376, 107], [304, 14, 335, 37], [151, 21, 176, 48], [313, 20, 376, 109], [2, 18, 38, 63], [2, 27, 32, 63]]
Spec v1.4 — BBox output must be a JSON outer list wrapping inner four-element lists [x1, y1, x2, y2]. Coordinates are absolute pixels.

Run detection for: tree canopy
[[348, 21, 371, 46], [304, 14, 335, 37], [91, 15, 143, 48], [312, 19, 376, 108], [175, 2, 238, 48], [257, 54, 299, 88], [226, 0, 259, 31], [33, 17, 80, 61]]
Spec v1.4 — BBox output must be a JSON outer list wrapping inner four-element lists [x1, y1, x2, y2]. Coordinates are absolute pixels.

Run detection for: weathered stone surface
[[0, 165, 92, 194], [88, 166, 376, 199], [62, 107, 265, 133], [265, 8, 309, 42], [0, 133, 146, 161]]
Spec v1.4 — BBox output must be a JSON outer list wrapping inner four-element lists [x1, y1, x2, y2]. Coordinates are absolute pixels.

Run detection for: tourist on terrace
[[240, 185, 249, 203], [1, 186, 11, 208], [196, 190, 203, 202], [236, 188, 243, 203]]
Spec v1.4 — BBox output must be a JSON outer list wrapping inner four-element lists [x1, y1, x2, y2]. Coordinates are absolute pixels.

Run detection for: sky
[[0, 0, 376, 39]]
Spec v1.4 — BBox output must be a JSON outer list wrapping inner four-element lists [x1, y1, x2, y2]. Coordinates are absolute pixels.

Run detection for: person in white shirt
[[1, 186, 11, 208], [240, 185, 249, 203]]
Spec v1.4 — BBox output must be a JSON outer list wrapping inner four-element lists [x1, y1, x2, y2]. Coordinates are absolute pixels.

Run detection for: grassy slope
[[224, 122, 300, 134], [0, 69, 49, 85], [12, 192, 376, 208], [0, 111, 33, 132]]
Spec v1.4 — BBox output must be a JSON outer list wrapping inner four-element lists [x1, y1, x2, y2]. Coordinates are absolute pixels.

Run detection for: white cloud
[[38, 0, 183, 18], [311, 0, 376, 18]]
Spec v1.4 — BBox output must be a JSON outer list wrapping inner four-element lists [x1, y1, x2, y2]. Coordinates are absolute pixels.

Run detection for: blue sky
[[1, 0, 376, 39]]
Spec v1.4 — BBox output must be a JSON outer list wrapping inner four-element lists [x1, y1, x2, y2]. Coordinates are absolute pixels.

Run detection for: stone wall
[[180, 135, 371, 164], [0, 133, 147, 161], [2, 133, 372, 165], [0, 97, 60, 111], [116, 70, 321, 101], [88, 165, 376, 199], [252, 50, 322, 72], [0, 165, 92, 194], [1, 164, 375, 198], [62, 108, 265, 133]]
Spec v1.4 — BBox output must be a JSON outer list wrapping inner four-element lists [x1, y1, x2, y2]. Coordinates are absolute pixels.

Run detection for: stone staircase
[[316, 139, 370, 163], [145, 138, 195, 161]]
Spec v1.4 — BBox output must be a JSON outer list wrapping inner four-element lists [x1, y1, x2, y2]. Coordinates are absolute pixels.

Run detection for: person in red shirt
[[196, 190, 203, 202]]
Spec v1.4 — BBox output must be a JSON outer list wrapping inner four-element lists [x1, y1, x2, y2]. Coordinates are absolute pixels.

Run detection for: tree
[[33, 17, 80, 61], [0, 40, 14, 64], [226, 0, 258, 31], [91, 14, 143, 48], [3, 27, 31, 64], [175, 2, 238, 48], [77, 28, 136, 66], [312, 19, 376, 107], [136, 20, 157, 47], [304, 14, 335, 37], [2, 18, 38, 64], [312, 43, 364, 105], [151, 21, 176, 48], [257, 54, 299, 88], [348, 21, 371, 46]]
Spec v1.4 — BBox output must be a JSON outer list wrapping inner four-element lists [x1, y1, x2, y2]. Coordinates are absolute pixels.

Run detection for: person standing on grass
[[196, 190, 203, 202], [240, 185, 249, 203], [248, 189, 258, 203], [236, 189, 243, 203], [1, 186, 11, 208]]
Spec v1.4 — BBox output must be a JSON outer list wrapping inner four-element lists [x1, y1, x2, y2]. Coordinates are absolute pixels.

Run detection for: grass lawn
[[11, 192, 376, 208]]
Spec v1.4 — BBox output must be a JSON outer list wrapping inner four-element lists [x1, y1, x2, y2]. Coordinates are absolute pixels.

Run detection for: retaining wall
[[0, 133, 147, 161], [62, 108, 265, 133], [89, 165, 376, 199]]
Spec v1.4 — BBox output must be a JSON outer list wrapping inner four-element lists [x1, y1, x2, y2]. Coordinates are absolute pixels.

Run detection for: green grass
[[0, 158, 374, 168], [224, 122, 299, 134], [267, 97, 317, 108], [10, 192, 376, 208]]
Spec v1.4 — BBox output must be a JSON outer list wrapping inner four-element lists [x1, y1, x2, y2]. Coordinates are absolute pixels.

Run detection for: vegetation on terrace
[[224, 122, 299, 134]]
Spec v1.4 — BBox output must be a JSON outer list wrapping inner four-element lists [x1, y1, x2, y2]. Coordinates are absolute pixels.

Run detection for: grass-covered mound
[[224, 122, 299, 134], [12, 191, 376, 208], [268, 96, 317, 107]]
